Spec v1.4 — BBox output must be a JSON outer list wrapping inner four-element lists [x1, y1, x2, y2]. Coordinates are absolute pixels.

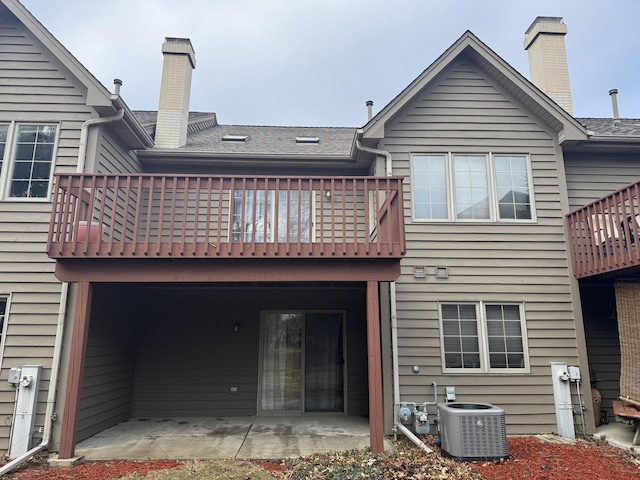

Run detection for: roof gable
[[363, 31, 587, 144], [1, 0, 152, 148]]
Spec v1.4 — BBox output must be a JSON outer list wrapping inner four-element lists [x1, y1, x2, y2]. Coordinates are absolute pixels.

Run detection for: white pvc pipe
[[395, 422, 433, 454], [0, 282, 69, 476]]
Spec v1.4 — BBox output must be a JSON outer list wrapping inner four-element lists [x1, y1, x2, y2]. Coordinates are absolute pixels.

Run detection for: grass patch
[[118, 459, 275, 480]]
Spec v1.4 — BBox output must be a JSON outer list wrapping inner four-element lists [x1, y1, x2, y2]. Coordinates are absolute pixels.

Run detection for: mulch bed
[[471, 436, 640, 480], [3, 459, 183, 479]]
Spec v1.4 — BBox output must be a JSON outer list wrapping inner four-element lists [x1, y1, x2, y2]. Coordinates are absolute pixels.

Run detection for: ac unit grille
[[459, 414, 507, 458], [438, 402, 508, 461]]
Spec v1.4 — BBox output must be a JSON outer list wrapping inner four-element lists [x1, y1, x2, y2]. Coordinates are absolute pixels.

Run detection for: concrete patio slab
[[73, 415, 386, 460], [75, 417, 255, 460]]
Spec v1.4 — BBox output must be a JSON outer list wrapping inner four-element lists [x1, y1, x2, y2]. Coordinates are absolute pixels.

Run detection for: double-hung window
[[440, 302, 528, 373], [0, 123, 58, 200], [412, 153, 533, 221]]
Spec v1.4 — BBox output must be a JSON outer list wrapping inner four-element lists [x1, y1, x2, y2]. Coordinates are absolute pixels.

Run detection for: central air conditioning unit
[[438, 402, 508, 461]]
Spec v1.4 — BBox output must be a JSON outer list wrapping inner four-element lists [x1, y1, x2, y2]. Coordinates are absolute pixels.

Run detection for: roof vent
[[296, 136, 319, 144], [222, 134, 249, 142]]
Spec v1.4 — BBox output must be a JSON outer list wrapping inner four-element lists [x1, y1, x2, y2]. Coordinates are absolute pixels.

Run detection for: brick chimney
[[155, 37, 196, 148], [524, 17, 573, 115]]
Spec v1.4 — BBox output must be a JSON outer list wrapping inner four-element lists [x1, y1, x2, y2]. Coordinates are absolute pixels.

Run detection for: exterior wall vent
[[222, 135, 249, 142], [438, 402, 508, 461], [296, 136, 320, 144]]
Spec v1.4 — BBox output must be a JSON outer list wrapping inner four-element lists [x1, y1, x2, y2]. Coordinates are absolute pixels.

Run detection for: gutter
[[0, 283, 69, 476], [355, 137, 392, 176], [77, 109, 125, 173]]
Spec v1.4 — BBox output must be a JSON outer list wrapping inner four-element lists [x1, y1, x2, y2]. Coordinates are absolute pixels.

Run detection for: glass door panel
[[260, 313, 303, 412], [304, 313, 344, 412]]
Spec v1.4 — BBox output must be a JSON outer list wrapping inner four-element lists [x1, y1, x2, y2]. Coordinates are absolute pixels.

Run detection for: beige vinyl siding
[[384, 57, 579, 434], [0, 27, 81, 444], [0, 12, 109, 451], [564, 152, 640, 211]]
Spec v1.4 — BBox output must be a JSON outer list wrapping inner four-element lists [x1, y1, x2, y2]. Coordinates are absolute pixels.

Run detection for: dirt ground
[[2, 435, 639, 479]]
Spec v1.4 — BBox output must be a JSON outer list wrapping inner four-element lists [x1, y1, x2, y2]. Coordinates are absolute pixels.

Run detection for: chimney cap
[[525, 16, 565, 35], [162, 37, 196, 68]]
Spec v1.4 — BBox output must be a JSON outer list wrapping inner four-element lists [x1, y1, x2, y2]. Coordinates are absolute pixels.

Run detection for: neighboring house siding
[[564, 152, 640, 424], [382, 58, 579, 434], [579, 282, 619, 424], [564, 152, 640, 211], [0, 15, 95, 450]]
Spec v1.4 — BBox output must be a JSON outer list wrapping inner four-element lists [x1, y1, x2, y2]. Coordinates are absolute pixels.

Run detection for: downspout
[[0, 283, 69, 476], [77, 108, 124, 173], [355, 134, 401, 438]]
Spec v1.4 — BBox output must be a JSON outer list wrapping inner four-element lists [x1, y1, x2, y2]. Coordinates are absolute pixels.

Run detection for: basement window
[[295, 136, 319, 144], [222, 134, 249, 142]]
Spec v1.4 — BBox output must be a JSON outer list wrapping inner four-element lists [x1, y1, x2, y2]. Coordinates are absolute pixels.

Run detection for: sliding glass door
[[259, 312, 345, 414]]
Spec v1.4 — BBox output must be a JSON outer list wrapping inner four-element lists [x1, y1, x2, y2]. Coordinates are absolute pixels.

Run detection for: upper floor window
[[440, 302, 528, 373], [412, 153, 533, 222], [0, 123, 58, 200]]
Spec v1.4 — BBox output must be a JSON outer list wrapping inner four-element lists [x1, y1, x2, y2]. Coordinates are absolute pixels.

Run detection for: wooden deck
[[567, 179, 640, 278], [47, 174, 406, 261]]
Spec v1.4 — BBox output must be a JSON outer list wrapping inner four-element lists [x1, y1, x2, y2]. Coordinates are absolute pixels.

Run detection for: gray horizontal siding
[[564, 152, 640, 211], [383, 57, 580, 434]]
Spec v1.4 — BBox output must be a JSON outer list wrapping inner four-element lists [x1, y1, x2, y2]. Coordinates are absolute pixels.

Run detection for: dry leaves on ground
[[2, 435, 640, 479]]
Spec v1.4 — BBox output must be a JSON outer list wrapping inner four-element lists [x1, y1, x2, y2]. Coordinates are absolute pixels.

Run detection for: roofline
[[136, 150, 357, 162], [2, 0, 114, 108], [111, 96, 155, 149], [362, 30, 587, 143]]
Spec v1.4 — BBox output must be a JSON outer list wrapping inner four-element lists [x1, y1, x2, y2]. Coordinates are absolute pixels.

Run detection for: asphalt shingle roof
[[576, 118, 640, 137], [185, 124, 356, 156], [133, 110, 357, 156]]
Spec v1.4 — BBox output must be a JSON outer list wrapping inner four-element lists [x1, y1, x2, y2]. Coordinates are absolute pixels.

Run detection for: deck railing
[[47, 174, 405, 259], [567, 180, 640, 278]]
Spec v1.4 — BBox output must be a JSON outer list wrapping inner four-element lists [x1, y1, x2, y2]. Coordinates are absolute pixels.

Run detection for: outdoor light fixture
[[234, 322, 240, 333]]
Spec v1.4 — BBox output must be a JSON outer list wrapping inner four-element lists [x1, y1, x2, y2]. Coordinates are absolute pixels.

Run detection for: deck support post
[[58, 282, 93, 459], [366, 280, 384, 453]]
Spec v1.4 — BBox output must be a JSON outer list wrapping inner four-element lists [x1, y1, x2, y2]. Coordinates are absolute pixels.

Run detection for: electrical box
[[9, 365, 42, 458], [568, 366, 581, 381], [8, 368, 21, 386], [445, 386, 456, 402]]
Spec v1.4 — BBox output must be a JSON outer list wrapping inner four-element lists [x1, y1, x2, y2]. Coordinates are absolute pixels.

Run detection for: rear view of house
[[0, 0, 638, 465]]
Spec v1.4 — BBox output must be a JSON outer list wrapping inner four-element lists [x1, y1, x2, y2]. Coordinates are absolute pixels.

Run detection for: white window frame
[[0, 122, 59, 202], [439, 301, 530, 374], [411, 152, 535, 223], [0, 294, 12, 372]]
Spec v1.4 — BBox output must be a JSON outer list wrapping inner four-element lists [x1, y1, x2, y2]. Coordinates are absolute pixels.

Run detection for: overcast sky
[[20, 0, 640, 127]]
